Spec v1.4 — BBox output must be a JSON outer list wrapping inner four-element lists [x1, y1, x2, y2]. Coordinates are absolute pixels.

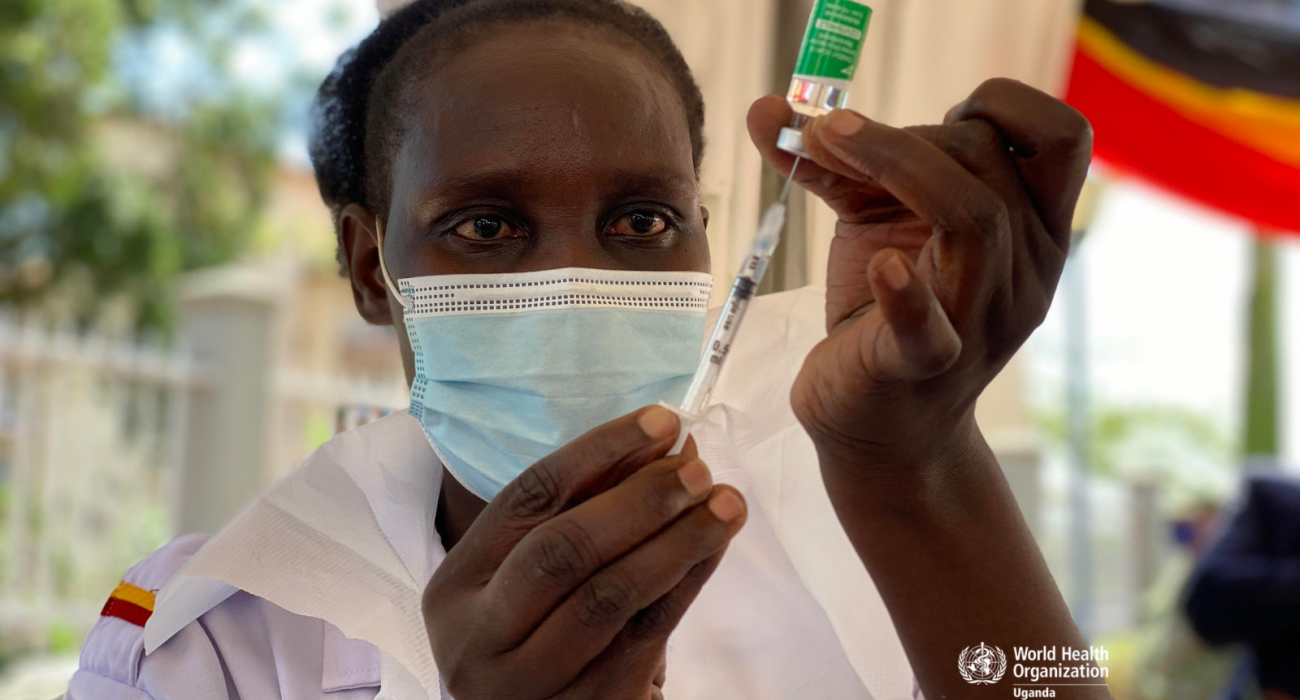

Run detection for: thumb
[[797, 110, 879, 184], [862, 249, 962, 382]]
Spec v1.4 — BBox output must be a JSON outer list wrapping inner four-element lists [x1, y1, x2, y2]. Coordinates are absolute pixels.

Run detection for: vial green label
[[794, 0, 872, 81]]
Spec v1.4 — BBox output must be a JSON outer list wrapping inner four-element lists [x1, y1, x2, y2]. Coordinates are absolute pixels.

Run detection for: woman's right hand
[[422, 406, 748, 699]]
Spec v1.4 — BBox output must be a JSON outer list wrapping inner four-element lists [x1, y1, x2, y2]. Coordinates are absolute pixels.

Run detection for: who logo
[[958, 642, 1007, 684]]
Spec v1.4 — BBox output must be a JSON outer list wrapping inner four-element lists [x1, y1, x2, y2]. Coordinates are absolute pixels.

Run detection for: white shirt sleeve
[[67, 669, 156, 700]]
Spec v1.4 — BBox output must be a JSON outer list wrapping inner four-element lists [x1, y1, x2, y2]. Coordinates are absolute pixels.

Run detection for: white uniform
[[71, 287, 918, 700]]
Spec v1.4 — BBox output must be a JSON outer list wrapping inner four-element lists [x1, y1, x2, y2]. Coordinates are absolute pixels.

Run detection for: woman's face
[[341, 21, 710, 379]]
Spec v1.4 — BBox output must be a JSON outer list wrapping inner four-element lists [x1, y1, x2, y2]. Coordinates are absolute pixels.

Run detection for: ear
[[339, 203, 395, 326]]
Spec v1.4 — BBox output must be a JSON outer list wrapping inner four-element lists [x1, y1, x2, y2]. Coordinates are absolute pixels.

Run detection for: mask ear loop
[[375, 217, 409, 310]]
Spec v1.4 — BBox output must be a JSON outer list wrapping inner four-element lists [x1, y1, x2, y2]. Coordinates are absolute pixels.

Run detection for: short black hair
[[308, 0, 706, 267]]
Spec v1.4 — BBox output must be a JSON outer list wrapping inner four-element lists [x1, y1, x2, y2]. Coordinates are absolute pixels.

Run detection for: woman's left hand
[[746, 79, 1092, 474]]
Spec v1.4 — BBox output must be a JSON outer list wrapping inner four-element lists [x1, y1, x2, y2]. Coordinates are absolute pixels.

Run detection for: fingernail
[[943, 100, 968, 124], [638, 406, 679, 440], [825, 110, 865, 137], [677, 459, 712, 498], [880, 253, 910, 292], [708, 491, 745, 523]]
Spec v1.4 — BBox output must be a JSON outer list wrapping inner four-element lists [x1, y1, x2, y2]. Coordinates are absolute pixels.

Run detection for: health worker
[[71, 1, 1098, 699]]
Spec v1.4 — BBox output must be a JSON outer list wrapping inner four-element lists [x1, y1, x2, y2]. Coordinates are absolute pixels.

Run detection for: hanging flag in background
[[1065, 0, 1300, 234]]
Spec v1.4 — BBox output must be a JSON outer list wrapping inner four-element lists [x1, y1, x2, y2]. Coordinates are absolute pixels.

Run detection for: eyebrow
[[415, 167, 697, 218], [601, 170, 698, 201], [428, 171, 530, 201]]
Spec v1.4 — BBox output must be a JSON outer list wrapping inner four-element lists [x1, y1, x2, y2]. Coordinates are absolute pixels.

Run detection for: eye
[[607, 210, 668, 237], [452, 216, 523, 241]]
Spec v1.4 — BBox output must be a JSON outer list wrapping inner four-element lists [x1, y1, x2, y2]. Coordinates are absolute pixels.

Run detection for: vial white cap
[[777, 126, 812, 159]]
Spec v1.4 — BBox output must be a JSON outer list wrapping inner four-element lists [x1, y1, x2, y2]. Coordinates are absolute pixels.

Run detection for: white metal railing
[[0, 310, 411, 657], [269, 369, 409, 479], [0, 315, 197, 612]]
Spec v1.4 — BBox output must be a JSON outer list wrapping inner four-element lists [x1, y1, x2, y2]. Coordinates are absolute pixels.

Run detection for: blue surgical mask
[[376, 239, 711, 500]]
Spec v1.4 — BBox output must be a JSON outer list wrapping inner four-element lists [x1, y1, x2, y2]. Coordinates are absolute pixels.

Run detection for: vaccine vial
[[777, 0, 874, 158]]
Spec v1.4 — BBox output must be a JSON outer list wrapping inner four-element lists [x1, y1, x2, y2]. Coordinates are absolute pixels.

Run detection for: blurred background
[[1, 0, 1298, 697]]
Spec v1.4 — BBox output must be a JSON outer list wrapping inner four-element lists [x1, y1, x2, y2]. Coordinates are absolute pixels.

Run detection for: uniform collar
[[145, 411, 447, 694]]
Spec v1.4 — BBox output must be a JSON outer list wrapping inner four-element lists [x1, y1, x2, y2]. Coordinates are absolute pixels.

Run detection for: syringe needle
[[777, 157, 801, 204]]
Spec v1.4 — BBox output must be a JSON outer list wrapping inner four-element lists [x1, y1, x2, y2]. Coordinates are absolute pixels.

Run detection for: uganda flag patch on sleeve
[[101, 581, 156, 627]]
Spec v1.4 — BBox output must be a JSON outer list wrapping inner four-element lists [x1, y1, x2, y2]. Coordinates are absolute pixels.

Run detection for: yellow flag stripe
[[1078, 17, 1300, 166], [110, 581, 156, 612]]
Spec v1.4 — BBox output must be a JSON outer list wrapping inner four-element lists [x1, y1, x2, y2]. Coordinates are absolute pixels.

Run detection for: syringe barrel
[[678, 256, 764, 416]]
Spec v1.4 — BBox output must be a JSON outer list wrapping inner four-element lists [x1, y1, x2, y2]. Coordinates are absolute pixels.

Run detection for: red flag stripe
[[101, 597, 153, 627], [1066, 48, 1300, 234]]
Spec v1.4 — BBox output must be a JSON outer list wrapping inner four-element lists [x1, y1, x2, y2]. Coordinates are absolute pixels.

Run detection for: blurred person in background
[[1186, 475, 1300, 700], [68, 0, 1100, 698], [1130, 500, 1253, 700]]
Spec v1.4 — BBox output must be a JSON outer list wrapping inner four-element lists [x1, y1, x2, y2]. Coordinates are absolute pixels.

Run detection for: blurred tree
[[0, 0, 277, 331]]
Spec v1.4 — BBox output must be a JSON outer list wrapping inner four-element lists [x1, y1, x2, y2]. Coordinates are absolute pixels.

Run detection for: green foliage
[[0, 0, 278, 331], [1034, 404, 1234, 479], [0, 481, 8, 586], [1243, 237, 1278, 458], [173, 101, 277, 270], [46, 617, 81, 655]]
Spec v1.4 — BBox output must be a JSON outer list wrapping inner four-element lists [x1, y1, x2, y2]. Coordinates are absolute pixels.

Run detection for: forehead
[[392, 21, 696, 196]]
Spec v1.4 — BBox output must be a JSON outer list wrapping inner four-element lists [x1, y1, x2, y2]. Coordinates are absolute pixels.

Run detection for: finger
[[576, 548, 728, 699], [513, 487, 746, 682], [747, 96, 832, 186], [905, 120, 1028, 217], [746, 96, 876, 205], [863, 250, 962, 382], [575, 640, 667, 700], [948, 78, 1094, 244], [617, 545, 726, 651], [678, 433, 699, 461], [906, 120, 1057, 306], [449, 406, 682, 583], [484, 454, 715, 644], [804, 109, 1012, 316]]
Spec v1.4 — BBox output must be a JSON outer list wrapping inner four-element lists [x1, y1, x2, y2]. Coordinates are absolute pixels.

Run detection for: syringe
[[663, 158, 800, 455]]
